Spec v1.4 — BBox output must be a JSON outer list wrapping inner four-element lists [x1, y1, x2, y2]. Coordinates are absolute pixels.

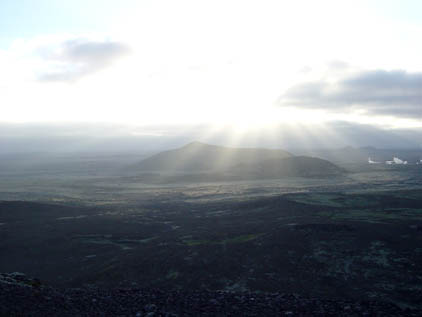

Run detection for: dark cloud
[[279, 70, 422, 118], [37, 38, 131, 82]]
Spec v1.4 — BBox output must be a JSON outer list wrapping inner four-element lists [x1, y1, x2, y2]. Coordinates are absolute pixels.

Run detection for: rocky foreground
[[0, 273, 419, 316]]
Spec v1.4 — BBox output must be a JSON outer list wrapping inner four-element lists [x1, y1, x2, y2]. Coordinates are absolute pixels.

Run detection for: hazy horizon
[[0, 121, 421, 155], [1, 1, 421, 151]]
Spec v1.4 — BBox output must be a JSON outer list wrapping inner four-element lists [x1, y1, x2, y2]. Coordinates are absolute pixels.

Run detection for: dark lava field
[[1, 166, 422, 312]]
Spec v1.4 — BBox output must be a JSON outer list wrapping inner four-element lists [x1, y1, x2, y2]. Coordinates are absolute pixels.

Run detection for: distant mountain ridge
[[136, 141, 292, 172], [233, 156, 343, 178], [134, 142, 343, 179], [296, 147, 422, 165]]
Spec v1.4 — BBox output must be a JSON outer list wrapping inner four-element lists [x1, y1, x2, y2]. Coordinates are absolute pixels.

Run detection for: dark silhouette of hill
[[233, 156, 343, 178], [134, 142, 342, 178], [136, 141, 292, 172]]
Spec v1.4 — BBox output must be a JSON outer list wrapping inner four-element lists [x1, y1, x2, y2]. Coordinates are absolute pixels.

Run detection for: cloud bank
[[37, 38, 131, 82], [279, 70, 422, 119]]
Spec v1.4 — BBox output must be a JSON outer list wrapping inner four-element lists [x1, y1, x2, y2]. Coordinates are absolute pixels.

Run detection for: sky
[[0, 0, 421, 149]]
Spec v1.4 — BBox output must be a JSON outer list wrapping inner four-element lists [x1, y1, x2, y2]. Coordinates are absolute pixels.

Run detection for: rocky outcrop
[[0, 272, 419, 316]]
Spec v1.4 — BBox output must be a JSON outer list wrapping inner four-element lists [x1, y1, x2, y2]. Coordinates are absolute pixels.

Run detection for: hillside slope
[[1, 272, 411, 316], [136, 141, 292, 172], [135, 142, 342, 178], [233, 156, 343, 178]]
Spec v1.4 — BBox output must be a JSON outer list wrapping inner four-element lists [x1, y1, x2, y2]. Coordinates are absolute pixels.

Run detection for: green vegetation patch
[[72, 234, 158, 250], [166, 270, 179, 280], [287, 192, 387, 209], [183, 233, 262, 246], [222, 234, 262, 244], [318, 208, 422, 222], [183, 239, 210, 246], [362, 241, 393, 268], [388, 189, 422, 201], [286, 193, 344, 207]]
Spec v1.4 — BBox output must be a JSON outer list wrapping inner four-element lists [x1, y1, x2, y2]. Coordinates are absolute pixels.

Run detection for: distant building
[[368, 157, 381, 164], [393, 157, 407, 164], [385, 157, 408, 165]]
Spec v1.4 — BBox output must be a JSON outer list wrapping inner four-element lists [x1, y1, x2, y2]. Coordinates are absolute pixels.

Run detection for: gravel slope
[[0, 273, 418, 316]]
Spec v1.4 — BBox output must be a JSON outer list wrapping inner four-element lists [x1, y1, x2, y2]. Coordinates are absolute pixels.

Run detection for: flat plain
[[1, 155, 422, 309]]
